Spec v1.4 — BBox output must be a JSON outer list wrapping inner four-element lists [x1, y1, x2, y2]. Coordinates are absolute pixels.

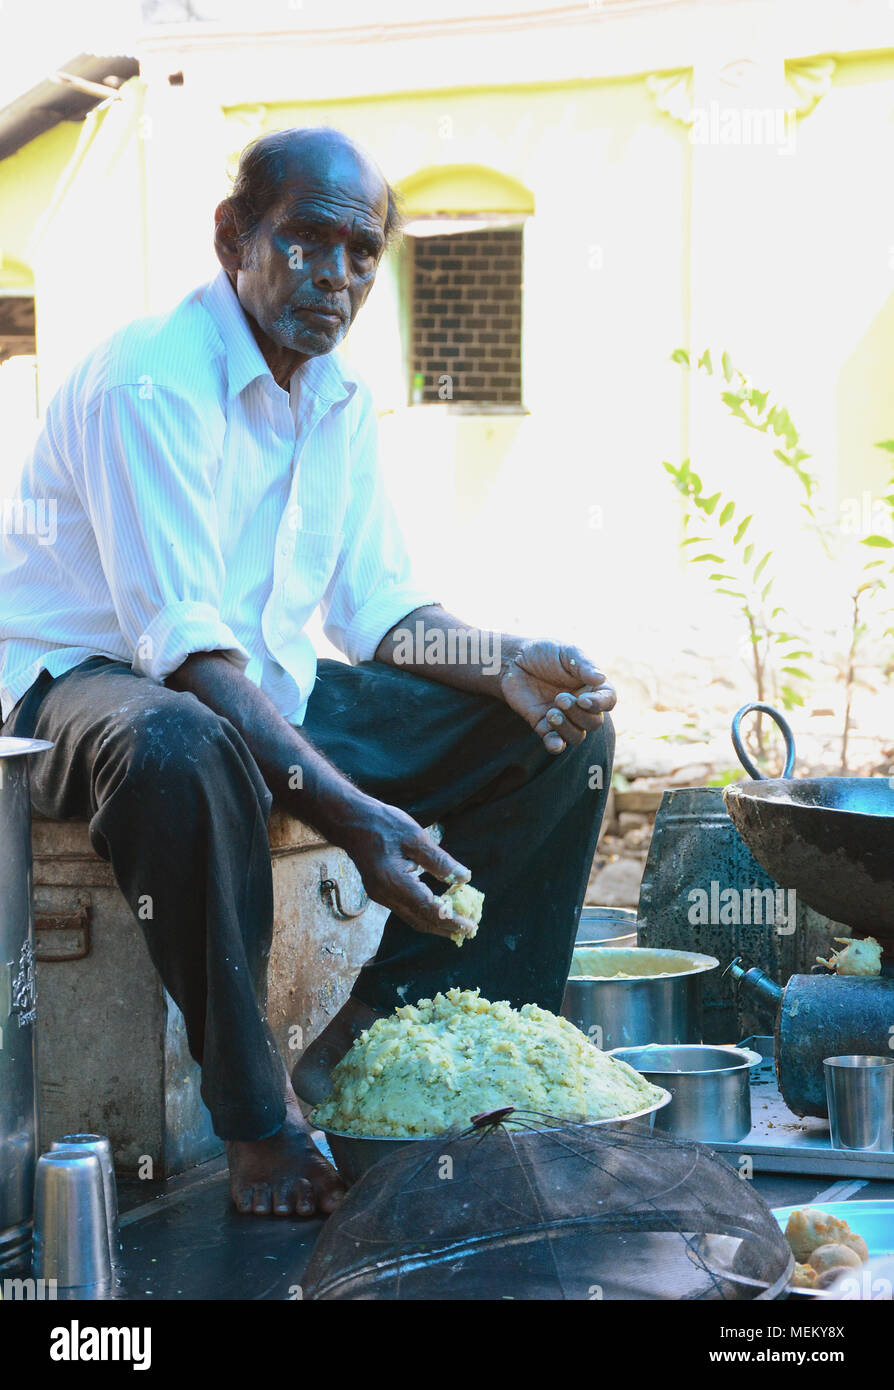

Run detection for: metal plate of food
[[770, 1200, 894, 1299], [698, 1200, 894, 1301], [316, 1089, 672, 1184]]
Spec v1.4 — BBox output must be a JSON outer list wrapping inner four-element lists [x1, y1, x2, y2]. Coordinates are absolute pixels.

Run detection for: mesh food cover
[[304, 1114, 793, 1301]]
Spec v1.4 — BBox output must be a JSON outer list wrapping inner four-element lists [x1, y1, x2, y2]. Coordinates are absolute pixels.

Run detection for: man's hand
[[339, 798, 478, 942], [499, 641, 616, 754]]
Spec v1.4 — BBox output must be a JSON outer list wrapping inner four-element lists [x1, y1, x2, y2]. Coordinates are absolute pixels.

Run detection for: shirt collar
[[201, 267, 358, 407]]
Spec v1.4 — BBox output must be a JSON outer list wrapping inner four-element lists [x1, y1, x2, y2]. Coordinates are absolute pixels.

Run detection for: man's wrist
[[496, 634, 527, 698], [291, 774, 372, 850]]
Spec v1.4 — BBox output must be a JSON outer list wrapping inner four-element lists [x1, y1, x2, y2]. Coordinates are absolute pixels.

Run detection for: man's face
[[234, 141, 388, 359]]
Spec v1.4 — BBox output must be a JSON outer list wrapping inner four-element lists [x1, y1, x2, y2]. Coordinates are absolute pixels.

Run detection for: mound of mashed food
[[311, 988, 666, 1137]]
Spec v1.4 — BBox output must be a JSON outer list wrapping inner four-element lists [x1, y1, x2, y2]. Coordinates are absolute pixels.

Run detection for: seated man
[[0, 127, 615, 1218]]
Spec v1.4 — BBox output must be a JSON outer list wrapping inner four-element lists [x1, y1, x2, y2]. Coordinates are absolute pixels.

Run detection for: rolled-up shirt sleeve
[[82, 383, 251, 683], [321, 392, 438, 664]]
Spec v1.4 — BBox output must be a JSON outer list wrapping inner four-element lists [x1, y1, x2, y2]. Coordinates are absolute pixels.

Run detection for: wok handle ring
[[730, 702, 796, 781]]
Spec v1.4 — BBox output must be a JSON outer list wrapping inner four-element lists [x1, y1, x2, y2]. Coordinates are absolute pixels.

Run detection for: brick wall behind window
[[410, 227, 523, 406]]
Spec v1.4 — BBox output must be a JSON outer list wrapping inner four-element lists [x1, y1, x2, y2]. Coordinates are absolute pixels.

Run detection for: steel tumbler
[[50, 1134, 119, 1266], [32, 1150, 111, 1288], [824, 1055, 894, 1152]]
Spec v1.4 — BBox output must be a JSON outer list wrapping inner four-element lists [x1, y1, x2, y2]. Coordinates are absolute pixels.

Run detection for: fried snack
[[785, 1208, 869, 1264], [816, 936, 882, 977], [807, 1243, 863, 1274], [312, 987, 666, 1138], [792, 1263, 819, 1289], [437, 880, 485, 947]]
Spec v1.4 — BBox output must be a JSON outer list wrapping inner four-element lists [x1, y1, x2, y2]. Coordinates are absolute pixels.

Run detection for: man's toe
[[272, 1180, 293, 1215], [251, 1183, 272, 1215], [294, 1178, 316, 1217], [233, 1185, 254, 1215]]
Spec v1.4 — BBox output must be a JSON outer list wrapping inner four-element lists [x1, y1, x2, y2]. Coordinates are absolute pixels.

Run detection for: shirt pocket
[[284, 529, 343, 611]]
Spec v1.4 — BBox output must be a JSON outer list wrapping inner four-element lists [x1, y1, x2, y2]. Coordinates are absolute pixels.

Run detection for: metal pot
[[609, 1044, 762, 1143], [637, 704, 841, 1042], [576, 906, 638, 950], [561, 946, 719, 1050], [316, 1090, 673, 1185], [0, 735, 53, 1273]]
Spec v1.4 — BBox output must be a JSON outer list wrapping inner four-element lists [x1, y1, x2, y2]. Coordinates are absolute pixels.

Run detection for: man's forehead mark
[[280, 201, 383, 237]]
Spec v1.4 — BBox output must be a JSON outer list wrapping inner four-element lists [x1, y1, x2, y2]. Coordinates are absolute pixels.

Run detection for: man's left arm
[[374, 606, 615, 755], [320, 389, 615, 753]]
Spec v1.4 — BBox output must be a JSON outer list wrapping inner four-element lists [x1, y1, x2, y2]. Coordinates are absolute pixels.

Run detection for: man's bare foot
[[227, 1095, 346, 1217], [291, 997, 382, 1106]]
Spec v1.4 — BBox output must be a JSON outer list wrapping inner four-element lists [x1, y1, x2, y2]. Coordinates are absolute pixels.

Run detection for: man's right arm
[[165, 652, 474, 940], [85, 384, 471, 940]]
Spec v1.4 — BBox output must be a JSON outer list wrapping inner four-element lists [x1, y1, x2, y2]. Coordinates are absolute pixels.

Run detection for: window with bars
[[409, 226, 524, 408]]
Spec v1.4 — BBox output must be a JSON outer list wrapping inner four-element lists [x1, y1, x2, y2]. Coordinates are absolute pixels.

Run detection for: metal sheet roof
[[0, 52, 139, 163]]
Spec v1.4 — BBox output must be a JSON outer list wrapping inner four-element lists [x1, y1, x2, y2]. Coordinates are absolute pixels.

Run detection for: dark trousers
[[2, 655, 614, 1141]]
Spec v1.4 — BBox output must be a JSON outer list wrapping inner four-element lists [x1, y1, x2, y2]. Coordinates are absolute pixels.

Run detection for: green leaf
[[781, 686, 806, 709], [753, 551, 772, 581], [697, 491, 722, 515], [781, 666, 811, 679], [744, 543, 755, 564], [719, 501, 735, 526], [692, 553, 725, 563], [761, 579, 774, 601], [670, 348, 690, 366], [862, 534, 894, 548], [721, 351, 734, 382], [698, 348, 713, 374], [680, 535, 711, 547], [662, 460, 679, 476], [749, 389, 768, 414], [709, 573, 738, 582], [733, 515, 752, 544], [873, 439, 894, 453], [716, 589, 748, 599]]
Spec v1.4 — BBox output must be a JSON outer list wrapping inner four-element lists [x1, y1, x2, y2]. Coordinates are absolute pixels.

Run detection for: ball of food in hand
[[437, 881, 485, 947], [807, 1243, 863, 1273]]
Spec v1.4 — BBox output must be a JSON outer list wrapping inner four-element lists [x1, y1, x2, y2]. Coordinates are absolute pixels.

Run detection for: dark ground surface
[[90, 1148, 894, 1301]]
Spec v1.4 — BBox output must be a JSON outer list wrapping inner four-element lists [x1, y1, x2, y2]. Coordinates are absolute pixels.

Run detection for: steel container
[[824, 1055, 894, 1153], [609, 1044, 762, 1142], [317, 1090, 673, 1185], [561, 946, 719, 1051], [576, 906, 638, 950], [32, 1149, 111, 1290], [50, 1133, 120, 1266], [0, 735, 53, 1273]]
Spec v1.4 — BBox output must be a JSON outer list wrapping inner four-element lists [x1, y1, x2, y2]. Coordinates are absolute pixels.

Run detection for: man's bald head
[[213, 127, 401, 375], [220, 127, 403, 255]]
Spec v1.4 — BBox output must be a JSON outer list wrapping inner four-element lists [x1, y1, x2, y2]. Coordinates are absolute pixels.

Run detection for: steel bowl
[[576, 906, 638, 950], [315, 1089, 673, 1185], [609, 1044, 762, 1143], [562, 946, 719, 1051]]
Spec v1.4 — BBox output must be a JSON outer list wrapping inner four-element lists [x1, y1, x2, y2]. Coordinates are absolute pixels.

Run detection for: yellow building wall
[[223, 79, 691, 649], [3, 48, 894, 686], [0, 80, 150, 408]]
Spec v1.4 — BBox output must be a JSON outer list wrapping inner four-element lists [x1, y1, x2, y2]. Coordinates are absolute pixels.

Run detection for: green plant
[[664, 349, 815, 753], [665, 350, 894, 770]]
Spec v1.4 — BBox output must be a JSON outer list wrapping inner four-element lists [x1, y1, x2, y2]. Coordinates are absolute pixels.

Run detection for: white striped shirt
[[0, 268, 435, 725]]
